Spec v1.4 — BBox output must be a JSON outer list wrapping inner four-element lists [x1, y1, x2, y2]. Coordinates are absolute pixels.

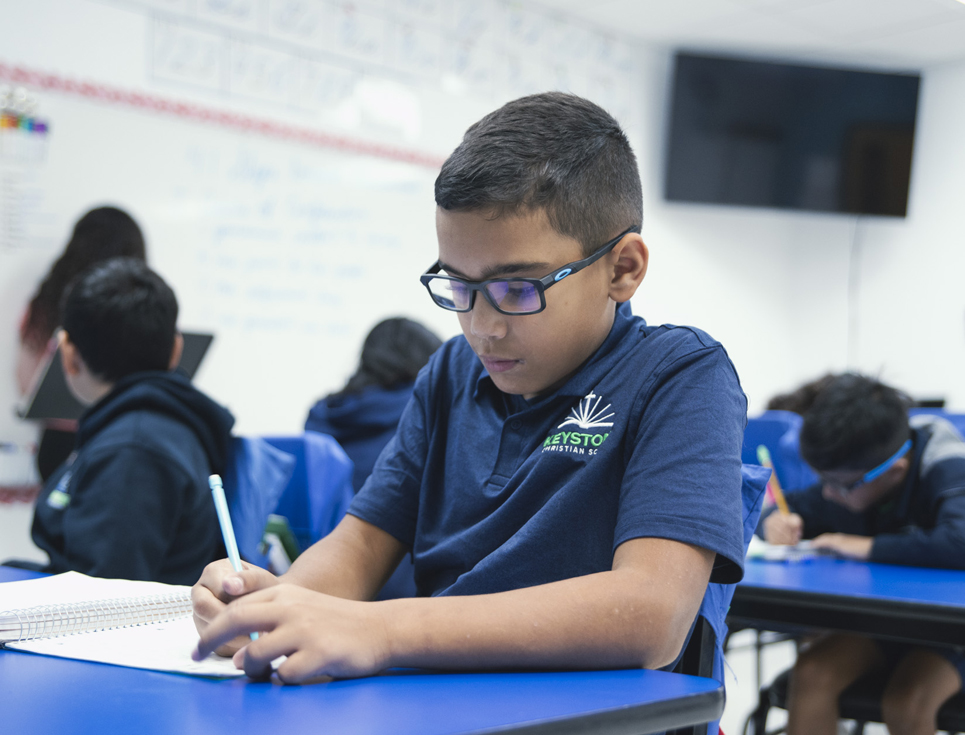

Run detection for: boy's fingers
[[193, 600, 282, 661], [191, 584, 226, 625], [275, 652, 335, 685], [223, 564, 277, 597], [240, 631, 299, 680]]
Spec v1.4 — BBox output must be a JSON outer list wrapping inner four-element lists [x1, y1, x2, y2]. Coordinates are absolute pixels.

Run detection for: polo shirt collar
[[473, 302, 641, 404]]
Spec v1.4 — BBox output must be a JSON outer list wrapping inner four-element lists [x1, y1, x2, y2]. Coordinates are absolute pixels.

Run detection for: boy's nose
[[469, 294, 508, 340]]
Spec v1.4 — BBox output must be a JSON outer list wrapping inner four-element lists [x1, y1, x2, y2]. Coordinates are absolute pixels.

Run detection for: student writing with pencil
[[759, 373, 965, 734], [192, 95, 762, 734]]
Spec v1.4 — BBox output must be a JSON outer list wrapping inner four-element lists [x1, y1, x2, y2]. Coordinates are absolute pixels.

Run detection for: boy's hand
[[192, 559, 279, 656], [763, 512, 804, 545], [811, 533, 873, 560], [191, 584, 391, 683]]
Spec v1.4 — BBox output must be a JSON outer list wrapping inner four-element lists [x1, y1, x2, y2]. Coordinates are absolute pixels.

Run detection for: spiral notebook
[[0, 572, 242, 677]]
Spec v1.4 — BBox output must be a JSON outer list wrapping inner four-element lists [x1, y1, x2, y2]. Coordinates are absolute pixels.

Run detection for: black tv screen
[[664, 53, 920, 216]]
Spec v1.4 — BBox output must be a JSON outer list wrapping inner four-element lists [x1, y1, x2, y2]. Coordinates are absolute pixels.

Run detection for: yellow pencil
[[757, 444, 790, 515]]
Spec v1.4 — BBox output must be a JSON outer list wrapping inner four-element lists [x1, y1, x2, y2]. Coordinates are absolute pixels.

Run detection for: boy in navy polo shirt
[[192, 93, 749, 699]]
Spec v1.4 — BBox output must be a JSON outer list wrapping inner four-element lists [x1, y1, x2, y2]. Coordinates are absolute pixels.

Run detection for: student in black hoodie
[[305, 317, 443, 493], [761, 373, 965, 735], [30, 258, 234, 585]]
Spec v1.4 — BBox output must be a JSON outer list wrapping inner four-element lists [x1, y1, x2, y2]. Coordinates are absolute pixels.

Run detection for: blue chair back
[[264, 431, 355, 554], [743, 410, 818, 491], [223, 437, 297, 567]]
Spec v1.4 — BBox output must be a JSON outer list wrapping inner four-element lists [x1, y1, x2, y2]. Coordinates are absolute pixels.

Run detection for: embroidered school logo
[[557, 392, 614, 430], [542, 391, 615, 456]]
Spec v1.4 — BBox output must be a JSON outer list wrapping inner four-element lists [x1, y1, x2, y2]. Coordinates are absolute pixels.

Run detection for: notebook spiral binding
[[0, 591, 192, 643]]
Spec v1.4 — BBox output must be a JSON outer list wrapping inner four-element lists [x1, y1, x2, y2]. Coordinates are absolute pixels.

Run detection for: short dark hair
[[435, 92, 642, 255], [767, 373, 839, 415], [799, 373, 912, 472], [338, 317, 443, 396], [61, 258, 178, 382]]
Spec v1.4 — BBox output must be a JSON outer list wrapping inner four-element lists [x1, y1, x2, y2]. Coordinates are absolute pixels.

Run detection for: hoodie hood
[[306, 384, 413, 444], [77, 371, 235, 474]]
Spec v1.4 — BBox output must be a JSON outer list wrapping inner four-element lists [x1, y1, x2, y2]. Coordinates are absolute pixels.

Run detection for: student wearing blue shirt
[[192, 93, 748, 694], [762, 373, 965, 735]]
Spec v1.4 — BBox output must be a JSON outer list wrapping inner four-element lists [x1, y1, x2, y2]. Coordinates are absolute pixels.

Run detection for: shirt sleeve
[[615, 343, 747, 584], [60, 446, 192, 581], [347, 372, 431, 549], [871, 462, 965, 569]]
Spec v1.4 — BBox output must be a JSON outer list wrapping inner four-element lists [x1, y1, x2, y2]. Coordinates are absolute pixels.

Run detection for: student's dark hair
[[22, 206, 146, 350], [337, 317, 443, 396], [61, 258, 178, 382], [435, 92, 642, 256], [767, 373, 839, 415], [799, 373, 912, 472]]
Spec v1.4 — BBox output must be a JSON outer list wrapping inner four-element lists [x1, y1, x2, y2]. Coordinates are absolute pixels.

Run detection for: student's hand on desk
[[192, 559, 279, 656], [810, 533, 873, 560], [192, 584, 389, 683], [763, 511, 804, 545]]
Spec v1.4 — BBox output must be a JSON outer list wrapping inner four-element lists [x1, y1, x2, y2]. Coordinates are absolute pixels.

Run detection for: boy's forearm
[[282, 515, 407, 601], [380, 555, 709, 671]]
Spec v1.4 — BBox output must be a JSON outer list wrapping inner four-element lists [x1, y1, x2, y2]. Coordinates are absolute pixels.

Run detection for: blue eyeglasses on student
[[822, 439, 912, 493], [420, 226, 641, 316]]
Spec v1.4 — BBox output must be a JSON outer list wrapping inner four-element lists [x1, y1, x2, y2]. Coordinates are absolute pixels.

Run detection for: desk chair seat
[[749, 667, 965, 735]]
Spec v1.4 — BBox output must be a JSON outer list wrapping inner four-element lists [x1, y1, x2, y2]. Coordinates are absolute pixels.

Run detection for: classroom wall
[[850, 59, 965, 407], [633, 47, 856, 413], [636, 52, 965, 414]]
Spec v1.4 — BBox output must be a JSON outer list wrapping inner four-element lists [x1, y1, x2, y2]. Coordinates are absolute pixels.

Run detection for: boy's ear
[[608, 232, 649, 303], [168, 333, 184, 371], [58, 330, 85, 378], [884, 456, 911, 484]]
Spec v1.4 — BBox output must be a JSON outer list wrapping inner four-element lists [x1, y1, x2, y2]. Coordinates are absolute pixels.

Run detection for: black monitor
[[664, 52, 920, 216], [17, 332, 214, 422]]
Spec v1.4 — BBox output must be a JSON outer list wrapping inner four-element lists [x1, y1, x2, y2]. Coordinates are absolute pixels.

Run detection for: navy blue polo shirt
[[349, 302, 747, 597]]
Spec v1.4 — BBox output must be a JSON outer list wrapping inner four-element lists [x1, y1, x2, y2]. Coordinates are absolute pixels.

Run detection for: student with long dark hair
[[16, 206, 146, 480], [305, 317, 443, 494]]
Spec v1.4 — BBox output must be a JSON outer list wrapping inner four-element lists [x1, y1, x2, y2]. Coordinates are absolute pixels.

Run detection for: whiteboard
[[4, 91, 458, 434]]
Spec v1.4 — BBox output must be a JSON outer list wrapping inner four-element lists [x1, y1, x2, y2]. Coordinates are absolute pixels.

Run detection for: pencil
[[209, 474, 258, 641], [757, 445, 790, 515]]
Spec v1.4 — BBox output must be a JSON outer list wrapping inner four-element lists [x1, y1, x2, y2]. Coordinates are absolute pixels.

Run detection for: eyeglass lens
[[427, 278, 542, 314]]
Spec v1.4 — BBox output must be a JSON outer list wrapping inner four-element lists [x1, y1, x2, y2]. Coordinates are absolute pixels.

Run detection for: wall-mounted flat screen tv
[[664, 52, 920, 216]]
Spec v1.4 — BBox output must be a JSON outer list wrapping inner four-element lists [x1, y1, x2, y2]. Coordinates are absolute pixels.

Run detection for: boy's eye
[[487, 281, 540, 312]]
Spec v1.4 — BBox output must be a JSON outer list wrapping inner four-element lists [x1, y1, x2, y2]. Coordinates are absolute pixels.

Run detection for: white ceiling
[[532, 0, 965, 70]]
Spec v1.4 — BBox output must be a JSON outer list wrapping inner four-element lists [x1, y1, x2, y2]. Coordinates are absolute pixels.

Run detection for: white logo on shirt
[[558, 392, 615, 430]]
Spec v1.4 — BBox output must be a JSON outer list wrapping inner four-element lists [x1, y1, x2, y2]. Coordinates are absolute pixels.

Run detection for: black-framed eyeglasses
[[820, 439, 912, 494], [420, 226, 641, 316]]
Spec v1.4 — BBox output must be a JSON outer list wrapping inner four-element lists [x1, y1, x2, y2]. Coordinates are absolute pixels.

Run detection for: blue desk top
[[0, 565, 46, 583], [740, 557, 965, 609], [0, 567, 721, 734], [0, 653, 721, 735]]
